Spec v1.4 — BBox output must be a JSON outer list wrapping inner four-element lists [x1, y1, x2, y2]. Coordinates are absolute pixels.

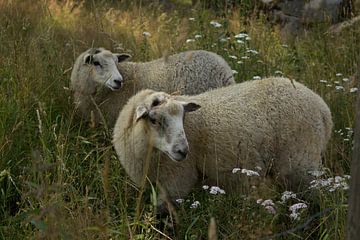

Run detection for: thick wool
[[70, 49, 235, 127], [113, 77, 333, 203]]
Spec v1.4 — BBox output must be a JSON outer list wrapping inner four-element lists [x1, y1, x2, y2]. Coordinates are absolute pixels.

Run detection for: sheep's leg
[[153, 157, 199, 214]]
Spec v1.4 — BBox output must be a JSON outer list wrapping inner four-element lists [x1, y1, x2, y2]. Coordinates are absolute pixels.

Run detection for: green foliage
[[0, 0, 357, 239]]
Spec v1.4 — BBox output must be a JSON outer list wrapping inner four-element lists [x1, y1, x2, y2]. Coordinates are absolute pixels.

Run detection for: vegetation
[[0, 0, 358, 239]]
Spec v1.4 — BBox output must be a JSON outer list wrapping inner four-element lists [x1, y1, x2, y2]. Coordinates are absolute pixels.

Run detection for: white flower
[[255, 166, 262, 171], [189, 17, 195, 21], [241, 56, 250, 60], [246, 49, 258, 54], [334, 81, 340, 84], [261, 199, 274, 207], [335, 85, 344, 91], [232, 168, 241, 174], [190, 201, 200, 209], [256, 199, 263, 204], [342, 78, 349, 82], [253, 76, 261, 80], [236, 40, 244, 44], [186, 39, 195, 43], [275, 70, 283, 75], [265, 205, 277, 214], [326, 84, 333, 87], [350, 87, 358, 93], [336, 73, 343, 77], [289, 203, 307, 212], [234, 33, 248, 39], [220, 38, 228, 42], [281, 191, 297, 203], [289, 202, 308, 220], [319, 80, 327, 83], [202, 185, 209, 190], [209, 186, 226, 195], [194, 34, 202, 39], [245, 36, 251, 41], [282, 44, 289, 48], [232, 70, 238, 75], [210, 21, 222, 28], [143, 31, 151, 37], [237, 61, 243, 64], [176, 198, 184, 204], [229, 55, 238, 59]]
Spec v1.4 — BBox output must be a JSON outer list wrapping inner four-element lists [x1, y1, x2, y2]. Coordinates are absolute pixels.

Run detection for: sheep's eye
[[151, 99, 160, 107], [93, 61, 101, 67], [150, 117, 157, 125]]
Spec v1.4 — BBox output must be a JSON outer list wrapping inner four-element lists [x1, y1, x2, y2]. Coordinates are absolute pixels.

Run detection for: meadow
[[0, 0, 358, 239]]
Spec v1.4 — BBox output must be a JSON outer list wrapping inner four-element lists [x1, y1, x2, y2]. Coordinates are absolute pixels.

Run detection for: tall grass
[[0, 0, 357, 239]]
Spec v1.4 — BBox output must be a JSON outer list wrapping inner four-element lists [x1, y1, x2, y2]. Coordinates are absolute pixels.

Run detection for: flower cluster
[[309, 175, 350, 192], [232, 168, 260, 176], [202, 185, 226, 195]]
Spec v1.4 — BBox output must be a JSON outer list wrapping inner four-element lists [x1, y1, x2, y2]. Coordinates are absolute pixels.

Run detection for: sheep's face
[[135, 93, 200, 162], [83, 48, 131, 91]]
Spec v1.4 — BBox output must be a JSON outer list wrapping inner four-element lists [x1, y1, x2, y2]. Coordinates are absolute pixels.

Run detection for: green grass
[[0, 0, 357, 239]]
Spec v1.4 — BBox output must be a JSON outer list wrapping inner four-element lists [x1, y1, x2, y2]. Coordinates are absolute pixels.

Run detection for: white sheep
[[112, 77, 333, 209], [70, 47, 235, 127]]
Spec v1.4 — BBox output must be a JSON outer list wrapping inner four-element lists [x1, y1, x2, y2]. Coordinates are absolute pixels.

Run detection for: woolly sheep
[[112, 77, 333, 209], [70, 47, 235, 127]]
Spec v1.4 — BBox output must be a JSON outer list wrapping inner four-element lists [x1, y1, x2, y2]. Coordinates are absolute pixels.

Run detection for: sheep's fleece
[[70, 48, 235, 127], [113, 77, 333, 204]]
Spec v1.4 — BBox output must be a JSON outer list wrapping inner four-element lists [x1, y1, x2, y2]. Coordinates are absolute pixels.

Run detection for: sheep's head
[[135, 91, 201, 161], [82, 48, 131, 91]]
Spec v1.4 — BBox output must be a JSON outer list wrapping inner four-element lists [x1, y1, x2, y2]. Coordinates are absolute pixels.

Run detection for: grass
[[0, 0, 357, 239]]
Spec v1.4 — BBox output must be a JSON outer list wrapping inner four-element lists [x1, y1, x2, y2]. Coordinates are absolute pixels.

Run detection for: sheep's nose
[[113, 79, 123, 89], [174, 146, 188, 158]]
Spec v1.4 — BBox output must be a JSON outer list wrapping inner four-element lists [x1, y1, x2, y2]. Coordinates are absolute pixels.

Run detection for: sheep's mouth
[[166, 151, 187, 162], [107, 82, 123, 91]]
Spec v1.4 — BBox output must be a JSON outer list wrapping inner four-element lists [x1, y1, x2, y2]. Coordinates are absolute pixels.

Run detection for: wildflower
[[186, 39, 195, 43], [245, 36, 251, 41], [237, 61, 243, 64], [282, 44, 289, 48], [246, 49, 258, 54], [229, 55, 237, 59], [275, 70, 283, 75], [256, 199, 263, 204], [189, 17, 195, 21], [281, 191, 297, 203], [319, 80, 327, 83], [143, 31, 151, 37], [210, 21, 222, 28], [232, 70, 238, 75], [342, 78, 349, 82], [209, 186, 226, 195], [336, 73, 343, 77], [235, 33, 248, 39], [236, 40, 244, 44], [335, 85, 344, 91], [265, 205, 277, 214], [255, 166, 262, 171], [253, 76, 261, 80], [289, 203, 307, 220], [261, 199, 275, 207], [232, 168, 241, 174], [334, 81, 340, 84], [202, 185, 209, 190], [194, 34, 202, 39], [220, 38, 228, 42], [190, 201, 200, 209], [350, 87, 358, 93], [241, 56, 250, 60], [326, 84, 332, 87], [176, 198, 184, 204]]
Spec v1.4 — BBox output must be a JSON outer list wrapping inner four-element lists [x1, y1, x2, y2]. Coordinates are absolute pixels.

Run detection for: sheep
[[70, 47, 235, 127], [112, 77, 333, 210]]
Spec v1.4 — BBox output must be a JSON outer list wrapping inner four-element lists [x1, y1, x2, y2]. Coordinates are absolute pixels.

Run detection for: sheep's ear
[[84, 54, 93, 64], [135, 105, 148, 122], [183, 102, 201, 113], [115, 53, 131, 63]]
